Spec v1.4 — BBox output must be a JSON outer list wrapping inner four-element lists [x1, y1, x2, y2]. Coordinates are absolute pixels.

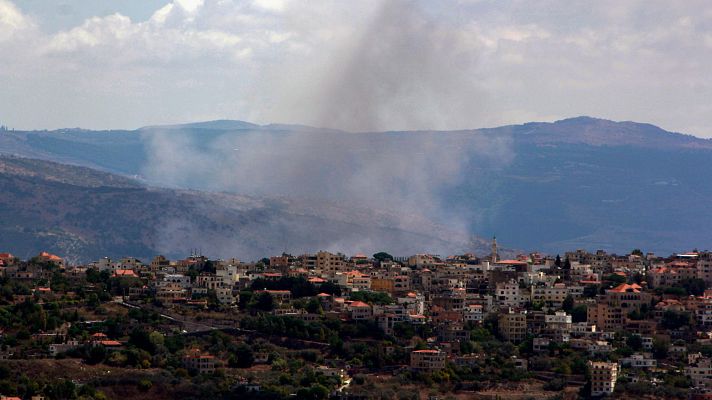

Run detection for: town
[[2, 240, 712, 400]]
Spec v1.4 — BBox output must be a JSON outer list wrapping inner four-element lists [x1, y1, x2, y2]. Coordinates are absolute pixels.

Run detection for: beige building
[[346, 270, 371, 291], [698, 255, 712, 286], [649, 262, 696, 288], [589, 361, 618, 396], [498, 310, 527, 342], [587, 283, 650, 331], [316, 251, 347, 276], [410, 349, 446, 371]]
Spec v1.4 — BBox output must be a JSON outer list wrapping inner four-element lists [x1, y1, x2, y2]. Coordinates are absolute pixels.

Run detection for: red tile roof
[[495, 259, 528, 265], [39, 251, 63, 261], [113, 269, 139, 278], [609, 283, 642, 293]]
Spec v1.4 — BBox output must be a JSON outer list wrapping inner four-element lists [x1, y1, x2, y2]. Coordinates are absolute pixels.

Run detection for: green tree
[[680, 278, 707, 296], [627, 335, 643, 351], [373, 252, 394, 262], [562, 295, 574, 313], [571, 305, 587, 323], [251, 292, 275, 312], [653, 337, 670, 359], [232, 343, 254, 368], [661, 310, 692, 330]]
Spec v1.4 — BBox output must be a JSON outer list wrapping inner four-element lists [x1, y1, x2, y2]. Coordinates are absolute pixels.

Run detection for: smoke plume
[[141, 1, 514, 258]]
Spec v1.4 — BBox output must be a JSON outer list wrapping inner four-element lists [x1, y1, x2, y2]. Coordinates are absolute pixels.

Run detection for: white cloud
[[252, 0, 288, 12], [0, 0, 34, 40], [175, 0, 204, 14]]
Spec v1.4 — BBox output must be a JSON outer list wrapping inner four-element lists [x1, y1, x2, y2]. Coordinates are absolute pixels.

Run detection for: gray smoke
[[316, 1, 485, 132]]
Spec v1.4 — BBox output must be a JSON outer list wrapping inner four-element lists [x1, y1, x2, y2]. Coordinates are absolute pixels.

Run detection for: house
[[588, 340, 614, 355], [49, 340, 80, 357], [113, 269, 139, 278], [36, 252, 64, 268], [533, 337, 550, 352], [316, 365, 347, 381], [183, 349, 218, 374], [347, 301, 372, 320]]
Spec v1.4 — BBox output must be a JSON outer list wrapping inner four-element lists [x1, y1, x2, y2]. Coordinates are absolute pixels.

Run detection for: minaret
[[491, 235, 498, 263]]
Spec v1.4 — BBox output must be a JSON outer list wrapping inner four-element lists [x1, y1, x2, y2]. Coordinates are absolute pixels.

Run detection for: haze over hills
[[2, 116, 712, 256], [0, 156, 490, 263]]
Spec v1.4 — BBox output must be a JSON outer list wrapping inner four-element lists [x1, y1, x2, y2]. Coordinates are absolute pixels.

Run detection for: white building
[[495, 280, 529, 308], [686, 356, 712, 389], [161, 274, 192, 289], [463, 304, 484, 324], [621, 353, 657, 368]]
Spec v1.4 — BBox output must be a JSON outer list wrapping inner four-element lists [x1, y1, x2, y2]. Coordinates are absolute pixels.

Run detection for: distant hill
[[0, 156, 487, 263], [139, 120, 260, 131], [2, 116, 712, 255]]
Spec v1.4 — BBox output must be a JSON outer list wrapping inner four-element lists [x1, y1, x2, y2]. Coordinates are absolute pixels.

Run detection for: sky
[[1, 0, 711, 137]]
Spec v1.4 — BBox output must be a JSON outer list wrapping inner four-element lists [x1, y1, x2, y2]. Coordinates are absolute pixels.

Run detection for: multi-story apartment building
[[697, 253, 712, 286], [589, 361, 618, 396], [316, 251, 347, 276], [432, 289, 466, 312], [545, 311, 572, 334]]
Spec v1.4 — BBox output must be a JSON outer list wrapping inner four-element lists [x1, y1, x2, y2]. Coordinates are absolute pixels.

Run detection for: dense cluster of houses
[[6, 242, 712, 397]]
